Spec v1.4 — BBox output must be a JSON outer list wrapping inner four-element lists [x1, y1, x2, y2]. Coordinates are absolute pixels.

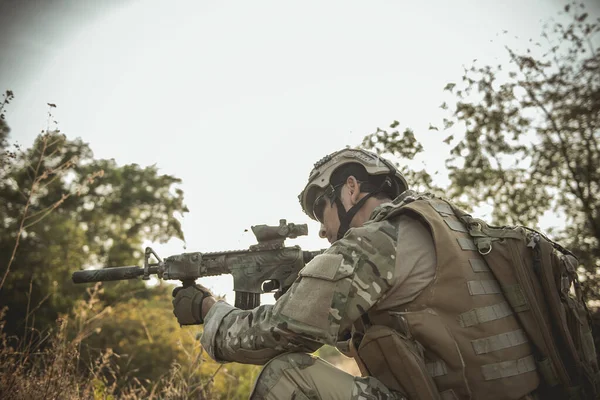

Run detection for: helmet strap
[[335, 194, 374, 240], [333, 176, 393, 240]]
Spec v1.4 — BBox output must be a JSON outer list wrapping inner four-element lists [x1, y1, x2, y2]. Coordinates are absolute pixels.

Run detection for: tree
[[363, 3, 600, 297], [0, 118, 189, 336]]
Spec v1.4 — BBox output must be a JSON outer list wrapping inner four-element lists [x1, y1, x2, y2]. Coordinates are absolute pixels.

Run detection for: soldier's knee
[[250, 353, 317, 399]]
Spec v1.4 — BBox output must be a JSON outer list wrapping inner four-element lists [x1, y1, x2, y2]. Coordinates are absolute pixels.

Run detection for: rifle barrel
[[72, 266, 144, 283]]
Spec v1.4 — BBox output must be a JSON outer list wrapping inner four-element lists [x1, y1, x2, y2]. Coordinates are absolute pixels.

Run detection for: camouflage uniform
[[201, 191, 434, 399], [198, 146, 541, 399]]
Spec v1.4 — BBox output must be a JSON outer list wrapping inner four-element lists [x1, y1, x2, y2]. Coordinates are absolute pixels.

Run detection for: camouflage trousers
[[250, 352, 406, 400]]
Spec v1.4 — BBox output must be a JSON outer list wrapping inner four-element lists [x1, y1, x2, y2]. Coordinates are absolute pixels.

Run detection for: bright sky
[[3, 0, 594, 303]]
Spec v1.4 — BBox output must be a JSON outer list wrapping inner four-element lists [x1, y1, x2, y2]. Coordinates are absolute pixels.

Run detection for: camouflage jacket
[[201, 191, 433, 364]]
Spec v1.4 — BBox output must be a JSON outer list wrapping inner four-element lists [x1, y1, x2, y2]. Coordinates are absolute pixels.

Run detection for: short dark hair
[[330, 163, 393, 200]]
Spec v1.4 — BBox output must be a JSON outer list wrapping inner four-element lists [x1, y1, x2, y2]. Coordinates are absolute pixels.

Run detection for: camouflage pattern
[[200, 191, 423, 397], [250, 352, 406, 400], [200, 199, 405, 362]]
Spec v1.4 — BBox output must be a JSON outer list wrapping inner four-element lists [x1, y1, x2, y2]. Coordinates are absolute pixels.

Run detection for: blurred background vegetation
[[0, 2, 598, 399]]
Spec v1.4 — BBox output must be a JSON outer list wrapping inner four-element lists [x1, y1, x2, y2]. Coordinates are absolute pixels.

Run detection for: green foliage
[[0, 123, 189, 333], [362, 121, 442, 194], [81, 290, 179, 383], [363, 3, 600, 297]]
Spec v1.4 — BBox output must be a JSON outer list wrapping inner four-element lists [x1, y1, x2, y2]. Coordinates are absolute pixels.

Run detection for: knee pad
[[251, 353, 317, 399]]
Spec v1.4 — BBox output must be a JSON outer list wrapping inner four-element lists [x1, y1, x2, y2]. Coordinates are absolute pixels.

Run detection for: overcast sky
[[2, 0, 596, 302]]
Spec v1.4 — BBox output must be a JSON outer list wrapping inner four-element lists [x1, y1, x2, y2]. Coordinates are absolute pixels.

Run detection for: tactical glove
[[172, 283, 213, 325]]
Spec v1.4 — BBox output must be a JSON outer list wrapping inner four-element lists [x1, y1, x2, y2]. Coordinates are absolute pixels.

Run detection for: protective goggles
[[312, 183, 344, 223]]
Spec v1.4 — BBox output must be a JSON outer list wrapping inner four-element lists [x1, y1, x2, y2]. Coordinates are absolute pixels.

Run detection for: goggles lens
[[313, 194, 327, 223], [312, 184, 342, 223]]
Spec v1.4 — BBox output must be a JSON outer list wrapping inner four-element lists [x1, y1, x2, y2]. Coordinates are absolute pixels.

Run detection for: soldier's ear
[[346, 176, 361, 204], [346, 175, 358, 191]]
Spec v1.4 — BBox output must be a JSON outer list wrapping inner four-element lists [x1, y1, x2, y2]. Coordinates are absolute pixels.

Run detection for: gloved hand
[[172, 283, 214, 325]]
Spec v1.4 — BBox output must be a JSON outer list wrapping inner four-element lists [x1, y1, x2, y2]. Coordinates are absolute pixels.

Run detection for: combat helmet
[[299, 148, 408, 240]]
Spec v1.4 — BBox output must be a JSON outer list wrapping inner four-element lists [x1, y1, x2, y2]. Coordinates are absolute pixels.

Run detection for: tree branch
[[0, 135, 49, 291], [509, 48, 591, 218]]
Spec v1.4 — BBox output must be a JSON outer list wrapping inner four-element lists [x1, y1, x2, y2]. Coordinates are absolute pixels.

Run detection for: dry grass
[[0, 284, 220, 400]]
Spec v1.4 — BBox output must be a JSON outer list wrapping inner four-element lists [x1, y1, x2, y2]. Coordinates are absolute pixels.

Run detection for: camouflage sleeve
[[200, 299, 323, 364], [200, 220, 398, 364], [326, 219, 399, 338]]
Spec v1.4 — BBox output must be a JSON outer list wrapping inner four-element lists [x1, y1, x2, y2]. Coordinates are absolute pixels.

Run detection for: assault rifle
[[72, 219, 323, 310]]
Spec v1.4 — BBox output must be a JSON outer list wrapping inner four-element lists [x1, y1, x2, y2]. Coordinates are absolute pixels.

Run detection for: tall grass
[[0, 283, 221, 399]]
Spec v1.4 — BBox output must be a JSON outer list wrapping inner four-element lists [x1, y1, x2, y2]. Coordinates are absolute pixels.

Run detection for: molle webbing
[[426, 359, 448, 377], [457, 237, 477, 251], [471, 329, 529, 355], [430, 200, 454, 215], [467, 280, 502, 295], [469, 258, 490, 273], [482, 355, 537, 381], [445, 219, 468, 233], [459, 302, 514, 328]]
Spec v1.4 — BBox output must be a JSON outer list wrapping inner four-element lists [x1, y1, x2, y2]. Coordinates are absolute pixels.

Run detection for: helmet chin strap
[[334, 193, 376, 240], [333, 176, 393, 240]]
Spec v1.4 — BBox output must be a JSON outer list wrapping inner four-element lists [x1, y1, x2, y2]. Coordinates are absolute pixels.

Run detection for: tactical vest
[[352, 197, 539, 400]]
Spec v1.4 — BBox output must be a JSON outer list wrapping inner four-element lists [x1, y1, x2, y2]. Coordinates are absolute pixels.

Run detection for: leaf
[[428, 124, 439, 131], [443, 82, 456, 92]]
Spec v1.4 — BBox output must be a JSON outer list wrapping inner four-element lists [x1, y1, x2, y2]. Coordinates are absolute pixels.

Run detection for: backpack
[[448, 202, 600, 399]]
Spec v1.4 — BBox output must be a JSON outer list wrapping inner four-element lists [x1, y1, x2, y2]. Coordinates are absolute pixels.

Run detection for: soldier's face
[[318, 198, 341, 244]]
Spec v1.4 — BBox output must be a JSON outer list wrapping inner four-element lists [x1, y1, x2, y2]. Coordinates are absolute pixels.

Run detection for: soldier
[[172, 148, 540, 399]]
